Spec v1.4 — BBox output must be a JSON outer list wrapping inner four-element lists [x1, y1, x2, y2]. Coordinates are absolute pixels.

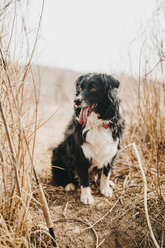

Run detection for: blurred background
[[3, 0, 162, 75], [24, 0, 152, 75], [2, 0, 164, 138]]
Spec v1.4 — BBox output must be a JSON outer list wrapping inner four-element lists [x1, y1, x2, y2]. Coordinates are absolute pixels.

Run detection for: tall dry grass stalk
[[137, 0, 165, 200], [0, 1, 48, 247]]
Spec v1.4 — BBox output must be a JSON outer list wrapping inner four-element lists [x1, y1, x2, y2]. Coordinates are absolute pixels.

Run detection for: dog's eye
[[90, 87, 97, 92]]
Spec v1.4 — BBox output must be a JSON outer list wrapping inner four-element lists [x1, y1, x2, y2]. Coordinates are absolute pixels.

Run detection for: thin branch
[[118, 142, 160, 247], [138, 44, 165, 152], [82, 198, 120, 231], [28, 106, 61, 139], [0, 1, 13, 17], [97, 238, 105, 248], [144, 58, 165, 77], [0, 101, 22, 198], [21, 0, 45, 82], [122, 142, 160, 248], [0, 149, 7, 196], [53, 217, 99, 247]]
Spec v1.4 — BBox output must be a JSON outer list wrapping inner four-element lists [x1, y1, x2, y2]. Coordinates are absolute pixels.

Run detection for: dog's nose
[[74, 98, 81, 106]]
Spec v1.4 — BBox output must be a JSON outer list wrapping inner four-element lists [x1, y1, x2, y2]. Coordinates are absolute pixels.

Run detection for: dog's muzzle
[[74, 98, 81, 106]]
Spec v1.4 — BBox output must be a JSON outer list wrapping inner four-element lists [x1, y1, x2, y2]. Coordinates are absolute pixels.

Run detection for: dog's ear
[[103, 74, 120, 102], [107, 75, 120, 89], [102, 74, 120, 90], [75, 75, 83, 86], [112, 78, 120, 89], [75, 75, 83, 96]]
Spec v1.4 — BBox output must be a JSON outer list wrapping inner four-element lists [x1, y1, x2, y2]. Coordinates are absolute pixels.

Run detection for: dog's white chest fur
[[81, 113, 118, 168]]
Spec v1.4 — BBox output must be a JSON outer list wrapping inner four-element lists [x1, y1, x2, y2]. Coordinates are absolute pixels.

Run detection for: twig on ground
[[96, 238, 105, 248], [161, 230, 164, 248], [63, 202, 69, 219], [122, 142, 160, 248], [132, 143, 160, 248], [81, 198, 120, 232], [85, 218, 99, 248], [53, 217, 99, 247], [117, 142, 161, 247], [111, 205, 133, 223]]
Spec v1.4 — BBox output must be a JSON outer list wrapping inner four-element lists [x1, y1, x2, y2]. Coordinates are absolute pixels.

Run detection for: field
[[1, 63, 164, 247], [0, 1, 165, 247], [33, 67, 165, 248]]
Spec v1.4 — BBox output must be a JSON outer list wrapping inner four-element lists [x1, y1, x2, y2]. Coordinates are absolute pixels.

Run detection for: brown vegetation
[[0, 1, 164, 247]]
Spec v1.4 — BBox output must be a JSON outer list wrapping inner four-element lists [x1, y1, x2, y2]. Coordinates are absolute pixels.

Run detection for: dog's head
[[74, 73, 120, 125]]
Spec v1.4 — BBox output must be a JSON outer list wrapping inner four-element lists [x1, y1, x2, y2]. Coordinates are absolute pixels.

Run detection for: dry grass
[[0, 57, 40, 247], [0, 1, 165, 248], [0, 1, 47, 247]]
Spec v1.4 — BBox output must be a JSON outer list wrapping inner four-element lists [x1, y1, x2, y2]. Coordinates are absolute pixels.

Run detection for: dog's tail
[[51, 147, 70, 186]]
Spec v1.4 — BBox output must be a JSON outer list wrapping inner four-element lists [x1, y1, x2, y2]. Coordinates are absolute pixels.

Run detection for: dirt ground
[[32, 69, 165, 248]]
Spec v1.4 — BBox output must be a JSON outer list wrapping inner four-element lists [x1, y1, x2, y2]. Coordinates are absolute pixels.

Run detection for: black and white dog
[[52, 73, 125, 204]]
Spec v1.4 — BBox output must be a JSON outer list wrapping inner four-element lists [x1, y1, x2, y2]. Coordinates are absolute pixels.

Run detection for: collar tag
[[103, 123, 109, 129]]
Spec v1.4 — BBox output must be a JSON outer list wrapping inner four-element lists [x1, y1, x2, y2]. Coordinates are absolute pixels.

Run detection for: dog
[[52, 73, 125, 204]]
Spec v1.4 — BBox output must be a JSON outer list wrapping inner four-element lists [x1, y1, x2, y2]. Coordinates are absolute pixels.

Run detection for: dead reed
[[0, 1, 51, 247], [137, 0, 165, 200]]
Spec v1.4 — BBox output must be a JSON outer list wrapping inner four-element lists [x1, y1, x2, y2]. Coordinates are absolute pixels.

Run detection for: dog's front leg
[[100, 163, 113, 197], [81, 185, 93, 204], [78, 161, 93, 204]]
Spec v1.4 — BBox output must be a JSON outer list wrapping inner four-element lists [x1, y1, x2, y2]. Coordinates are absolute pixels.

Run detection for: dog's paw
[[65, 183, 76, 192], [81, 186, 94, 204], [100, 186, 113, 197], [81, 194, 94, 204]]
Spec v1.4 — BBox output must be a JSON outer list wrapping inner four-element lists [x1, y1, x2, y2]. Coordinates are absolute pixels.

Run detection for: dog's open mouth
[[78, 104, 97, 125]]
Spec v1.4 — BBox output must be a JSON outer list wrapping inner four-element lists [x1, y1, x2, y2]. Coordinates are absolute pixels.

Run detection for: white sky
[[18, 0, 157, 75]]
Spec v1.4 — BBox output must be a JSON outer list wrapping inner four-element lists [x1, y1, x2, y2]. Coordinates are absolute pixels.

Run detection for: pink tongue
[[78, 107, 90, 125]]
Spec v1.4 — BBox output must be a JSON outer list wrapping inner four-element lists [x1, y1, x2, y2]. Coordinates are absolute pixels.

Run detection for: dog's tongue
[[78, 107, 90, 125]]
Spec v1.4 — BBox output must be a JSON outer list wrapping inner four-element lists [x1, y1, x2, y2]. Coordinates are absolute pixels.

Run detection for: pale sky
[[34, 0, 155, 75], [7, 0, 158, 75]]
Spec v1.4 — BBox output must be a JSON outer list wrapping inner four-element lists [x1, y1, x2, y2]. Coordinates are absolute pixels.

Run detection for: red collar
[[102, 122, 109, 129]]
